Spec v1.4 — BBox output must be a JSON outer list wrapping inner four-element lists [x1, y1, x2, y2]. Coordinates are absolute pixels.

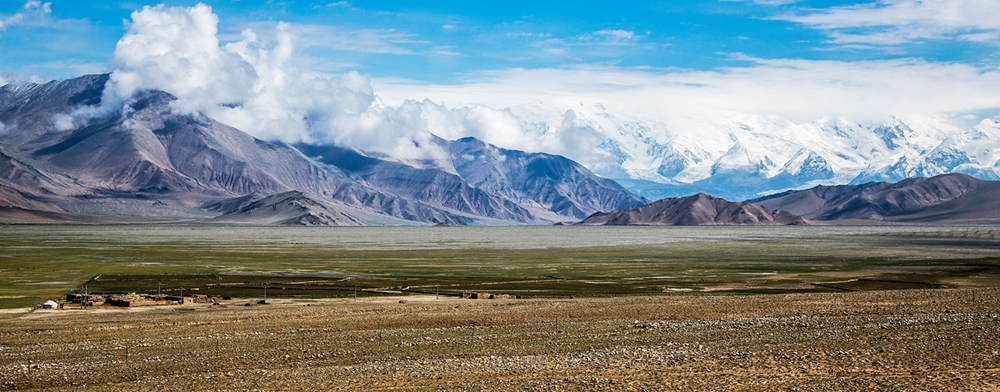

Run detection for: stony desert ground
[[2, 288, 998, 391]]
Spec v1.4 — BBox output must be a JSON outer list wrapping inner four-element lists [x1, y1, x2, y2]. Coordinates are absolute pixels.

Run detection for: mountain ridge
[[751, 173, 1000, 223], [0, 74, 646, 225], [505, 101, 999, 200], [580, 193, 809, 226], [210, 191, 363, 226]]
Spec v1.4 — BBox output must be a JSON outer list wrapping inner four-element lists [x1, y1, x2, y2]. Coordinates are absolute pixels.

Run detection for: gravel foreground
[[1, 289, 998, 391]]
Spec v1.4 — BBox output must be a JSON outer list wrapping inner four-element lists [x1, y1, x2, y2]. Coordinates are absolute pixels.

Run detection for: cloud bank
[[61, 3, 1000, 174], [775, 0, 1000, 45], [376, 59, 1000, 124]]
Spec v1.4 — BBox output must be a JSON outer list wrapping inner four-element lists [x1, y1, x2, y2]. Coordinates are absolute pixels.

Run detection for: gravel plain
[[2, 288, 998, 391]]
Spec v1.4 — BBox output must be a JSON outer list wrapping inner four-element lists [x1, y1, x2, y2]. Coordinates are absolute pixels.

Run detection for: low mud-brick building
[[461, 292, 513, 299]]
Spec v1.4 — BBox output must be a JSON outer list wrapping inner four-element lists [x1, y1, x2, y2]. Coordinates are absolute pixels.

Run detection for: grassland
[[1, 225, 1000, 308], [3, 225, 1000, 391]]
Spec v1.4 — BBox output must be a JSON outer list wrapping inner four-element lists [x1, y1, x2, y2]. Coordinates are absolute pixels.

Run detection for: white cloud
[[229, 21, 451, 58], [279, 23, 426, 55], [525, 29, 646, 58], [587, 29, 637, 43], [460, 106, 536, 151], [102, 4, 381, 146], [373, 58, 1000, 171], [34, 60, 107, 76], [376, 59, 1000, 123], [88, 3, 476, 161], [0, 0, 50, 32], [776, 0, 1000, 45], [104, 4, 250, 109], [751, 0, 803, 5], [92, 3, 648, 163], [51, 112, 75, 131], [53, 3, 1000, 176]]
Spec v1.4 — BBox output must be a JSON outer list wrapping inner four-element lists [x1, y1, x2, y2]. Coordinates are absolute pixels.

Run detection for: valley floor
[[2, 289, 998, 391]]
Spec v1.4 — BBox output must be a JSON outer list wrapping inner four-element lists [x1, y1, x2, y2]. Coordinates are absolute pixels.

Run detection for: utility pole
[[263, 284, 268, 303], [354, 285, 357, 302], [158, 283, 161, 298], [436, 284, 439, 300]]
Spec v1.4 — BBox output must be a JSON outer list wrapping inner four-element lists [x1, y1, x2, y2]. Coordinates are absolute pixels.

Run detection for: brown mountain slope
[[210, 191, 362, 226], [580, 193, 808, 226], [752, 173, 1000, 223], [1, 74, 646, 225]]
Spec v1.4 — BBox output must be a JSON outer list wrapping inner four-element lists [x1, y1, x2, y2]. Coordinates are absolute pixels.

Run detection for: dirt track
[[1, 289, 999, 391]]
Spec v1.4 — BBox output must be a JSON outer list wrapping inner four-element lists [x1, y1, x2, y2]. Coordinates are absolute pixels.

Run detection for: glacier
[[499, 100, 999, 201]]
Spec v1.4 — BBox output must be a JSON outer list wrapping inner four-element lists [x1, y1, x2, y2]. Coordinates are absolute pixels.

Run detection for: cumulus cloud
[[90, 2, 643, 164], [104, 4, 253, 113], [775, 0, 1000, 45], [91, 3, 446, 159], [0, 0, 50, 32]]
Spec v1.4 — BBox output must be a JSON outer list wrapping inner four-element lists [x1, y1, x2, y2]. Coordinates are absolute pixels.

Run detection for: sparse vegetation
[[2, 225, 1000, 307], [2, 225, 1000, 390], [2, 289, 998, 390]]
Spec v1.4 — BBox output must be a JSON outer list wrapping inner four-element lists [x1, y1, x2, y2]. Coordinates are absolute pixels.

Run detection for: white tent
[[42, 300, 58, 309]]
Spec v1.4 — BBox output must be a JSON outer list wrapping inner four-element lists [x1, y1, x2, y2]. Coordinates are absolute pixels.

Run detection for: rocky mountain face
[[507, 101, 1000, 200], [751, 173, 1000, 223], [446, 137, 646, 220], [210, 191, 363, 226], [580, 193, 808, 226], [0, 74, 646, 225], [296, 137, 648, 222]]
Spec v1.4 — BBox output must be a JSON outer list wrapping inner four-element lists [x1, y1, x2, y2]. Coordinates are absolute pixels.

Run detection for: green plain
[[2, 224, 999, 308]]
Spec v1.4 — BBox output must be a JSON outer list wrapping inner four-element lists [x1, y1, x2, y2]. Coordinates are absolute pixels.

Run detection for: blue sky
[[2, 0, 998, 84], [4, 0, 1000, 159]]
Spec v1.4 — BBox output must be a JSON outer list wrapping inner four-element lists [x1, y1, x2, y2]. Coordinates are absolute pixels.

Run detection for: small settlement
[[36, 289, 512, 310], [62, 293, 220, 308], [460, 292, 514, 299]]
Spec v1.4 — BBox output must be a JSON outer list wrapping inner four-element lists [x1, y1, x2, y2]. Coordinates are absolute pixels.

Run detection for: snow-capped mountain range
[[0, 74, 647, 225], [2, 72, 999, 226], [501, 100, 1000, 200]]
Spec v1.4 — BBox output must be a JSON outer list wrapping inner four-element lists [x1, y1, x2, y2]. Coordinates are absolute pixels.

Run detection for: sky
[[3, 1, 999, 83], [2, 0, 1000, 162]]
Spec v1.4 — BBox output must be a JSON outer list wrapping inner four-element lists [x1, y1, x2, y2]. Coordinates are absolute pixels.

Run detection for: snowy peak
[[502, 99, 988, 200], [0, 74, 646, 225]]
